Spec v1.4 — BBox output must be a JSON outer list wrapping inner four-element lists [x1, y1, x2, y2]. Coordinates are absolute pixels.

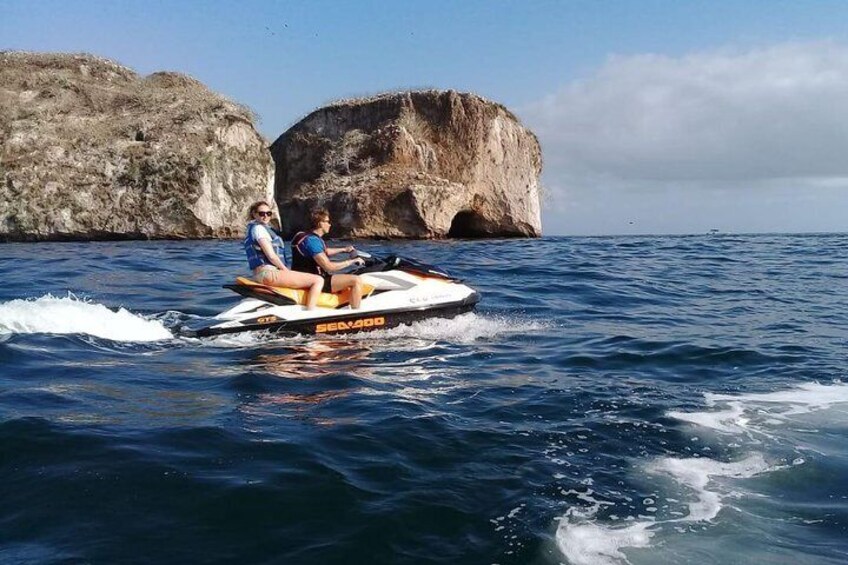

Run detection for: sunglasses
[[256, 211, 273, 217]]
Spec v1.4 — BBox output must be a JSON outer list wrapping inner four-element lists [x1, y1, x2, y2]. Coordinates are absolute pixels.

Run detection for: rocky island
[[271, 90, 542, 239], [1, 52, 541, 242], [0, 51, 273, 241]]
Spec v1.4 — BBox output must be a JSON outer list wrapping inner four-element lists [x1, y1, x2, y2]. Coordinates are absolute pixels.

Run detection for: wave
[[555, 382, 848, 565], [556, 504, 654, 565], [193, 313, 547, 348], [0, 294, 173, 342], [669, 382, 848, 434], [358, 312, 548, 344]]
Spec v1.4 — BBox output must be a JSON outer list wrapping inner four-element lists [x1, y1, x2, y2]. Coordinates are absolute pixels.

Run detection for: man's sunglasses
[[256, 211, 273, 217]]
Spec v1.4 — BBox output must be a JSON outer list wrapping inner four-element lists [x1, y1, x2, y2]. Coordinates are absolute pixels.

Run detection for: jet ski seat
[[224, 277, 374, 309]]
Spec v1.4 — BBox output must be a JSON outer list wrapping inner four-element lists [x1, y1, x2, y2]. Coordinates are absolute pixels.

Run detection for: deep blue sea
[[1, 234, 847, 564]]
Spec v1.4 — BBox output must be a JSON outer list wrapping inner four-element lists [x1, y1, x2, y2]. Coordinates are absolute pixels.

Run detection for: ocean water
[[1, 234, 847, 564]]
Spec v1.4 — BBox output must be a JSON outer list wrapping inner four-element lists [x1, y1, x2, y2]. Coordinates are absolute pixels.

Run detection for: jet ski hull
[[184, 292, 480, 337]]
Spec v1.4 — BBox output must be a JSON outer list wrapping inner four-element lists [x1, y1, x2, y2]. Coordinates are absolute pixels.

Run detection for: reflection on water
[[240, 389, 358, 428], [237, 340, 375, 428], [24, 381, 228, 428], [252, 339, 374, 379]]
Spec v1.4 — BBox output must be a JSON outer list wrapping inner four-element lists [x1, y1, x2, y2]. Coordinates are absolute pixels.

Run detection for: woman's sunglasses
[[256, 211, 273, 217]]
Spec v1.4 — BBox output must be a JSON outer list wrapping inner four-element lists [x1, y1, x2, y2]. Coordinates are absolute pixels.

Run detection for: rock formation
[[0, 52, 273, 241], [270, 90, 542, 238]]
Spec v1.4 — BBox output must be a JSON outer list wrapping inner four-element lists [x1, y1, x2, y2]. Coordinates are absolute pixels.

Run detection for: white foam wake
[[356, 312, 547, 344], [196, 313, 547, 348], [669, 382, 848, 434], [556, 455, 776, 565], [556, 505, 654, 565], [0, 295, 172, 342], [646, 454, 775, 523], [554, 382, 848, 565]]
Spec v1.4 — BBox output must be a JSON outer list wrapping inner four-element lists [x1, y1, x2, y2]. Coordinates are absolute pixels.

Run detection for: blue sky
[[3, 0, 848, 235]]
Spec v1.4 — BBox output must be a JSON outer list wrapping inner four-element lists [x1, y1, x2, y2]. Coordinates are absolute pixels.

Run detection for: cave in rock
[[447, 210, 489, 238]]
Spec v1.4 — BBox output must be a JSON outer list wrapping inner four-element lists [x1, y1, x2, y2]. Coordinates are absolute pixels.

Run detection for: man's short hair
[[311, 208, 330, 228]]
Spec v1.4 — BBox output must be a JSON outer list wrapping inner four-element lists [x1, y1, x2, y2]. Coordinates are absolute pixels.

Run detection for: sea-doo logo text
[[316, 316, 385, 333], [409, 294, 450, 304], [256, 316, 278, 324]]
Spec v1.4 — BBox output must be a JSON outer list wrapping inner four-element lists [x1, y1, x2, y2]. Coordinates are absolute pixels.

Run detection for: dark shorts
[[321, 274, 333, 293]]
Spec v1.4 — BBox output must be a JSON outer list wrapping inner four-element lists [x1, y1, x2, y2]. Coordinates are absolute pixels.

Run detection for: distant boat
[[708, 228, 720, 235]]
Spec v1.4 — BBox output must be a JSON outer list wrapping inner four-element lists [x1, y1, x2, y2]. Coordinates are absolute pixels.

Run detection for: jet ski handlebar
[[348, 252, 459, 281]]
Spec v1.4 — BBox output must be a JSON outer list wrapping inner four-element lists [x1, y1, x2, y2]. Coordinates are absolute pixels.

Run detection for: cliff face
[[270, 90, 542, 239], [0, 52, 274, 241]]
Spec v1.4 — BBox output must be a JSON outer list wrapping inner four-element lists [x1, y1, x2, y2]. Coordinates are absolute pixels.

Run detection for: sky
[[3, 0, 848, 235]]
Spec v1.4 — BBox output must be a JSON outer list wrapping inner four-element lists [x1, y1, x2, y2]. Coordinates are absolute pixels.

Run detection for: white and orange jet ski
[[183, 254, 480, 337]]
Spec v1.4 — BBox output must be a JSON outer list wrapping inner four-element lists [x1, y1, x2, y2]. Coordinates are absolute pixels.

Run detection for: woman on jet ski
[[243, 201, 324, 310]]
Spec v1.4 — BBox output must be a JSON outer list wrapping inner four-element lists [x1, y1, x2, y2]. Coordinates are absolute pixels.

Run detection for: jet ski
[[183, 254, 480, 337]]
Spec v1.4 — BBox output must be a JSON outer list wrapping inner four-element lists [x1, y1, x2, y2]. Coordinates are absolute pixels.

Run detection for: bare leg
[[305, 276, 322, 310], [331, 274, 364, 309], [262, 269, 324, 310]]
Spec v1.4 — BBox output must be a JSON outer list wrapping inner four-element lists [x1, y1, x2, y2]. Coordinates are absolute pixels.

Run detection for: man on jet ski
[[291, 209, 366, 309]]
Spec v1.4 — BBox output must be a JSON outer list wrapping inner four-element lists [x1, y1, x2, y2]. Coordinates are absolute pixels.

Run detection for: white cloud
[[523, 42, 848, 185]]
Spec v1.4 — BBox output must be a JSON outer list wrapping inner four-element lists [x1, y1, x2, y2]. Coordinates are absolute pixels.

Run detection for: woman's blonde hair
[[247, 200, 272, 222]]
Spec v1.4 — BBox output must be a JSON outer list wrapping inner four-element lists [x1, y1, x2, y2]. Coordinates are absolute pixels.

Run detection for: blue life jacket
[[243, 221, 284, 270], [291, 231, 327, 276]]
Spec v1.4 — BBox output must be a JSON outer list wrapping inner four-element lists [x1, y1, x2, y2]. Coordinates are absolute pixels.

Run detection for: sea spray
[[190, 313, 548, 348], [0, 294, 172, 342]]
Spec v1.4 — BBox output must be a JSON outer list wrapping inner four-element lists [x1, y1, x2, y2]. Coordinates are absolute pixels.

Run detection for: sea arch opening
[[448, 210, 489, 238]]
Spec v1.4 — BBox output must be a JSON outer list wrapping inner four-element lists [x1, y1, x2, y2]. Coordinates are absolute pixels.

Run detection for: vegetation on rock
[[0, 51, 273, 241]]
